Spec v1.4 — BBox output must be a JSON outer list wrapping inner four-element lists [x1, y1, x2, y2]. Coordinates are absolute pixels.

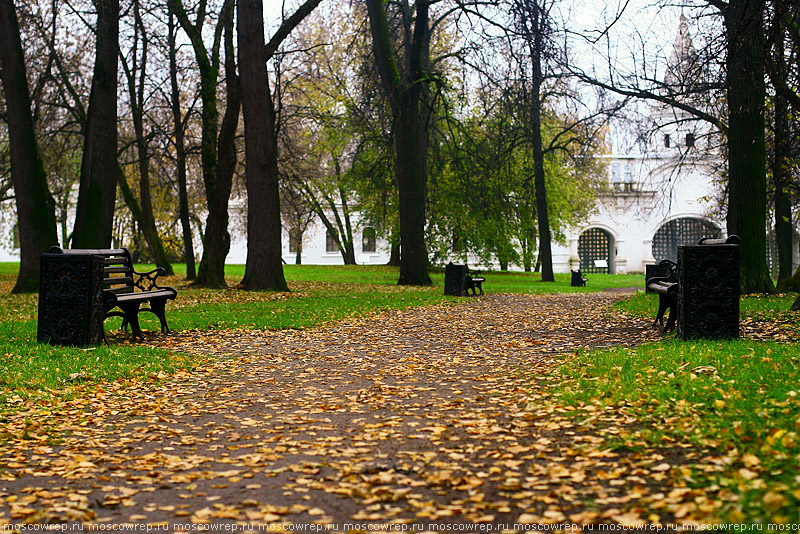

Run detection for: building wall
[[552, 148, 724, 274], [226, 212, 391, 266]]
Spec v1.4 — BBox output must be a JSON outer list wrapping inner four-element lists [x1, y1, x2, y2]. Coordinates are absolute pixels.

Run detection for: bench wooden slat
[[104, 276, 133, 286], [115, 289, 177, 302], [108, 287, 134, 294]]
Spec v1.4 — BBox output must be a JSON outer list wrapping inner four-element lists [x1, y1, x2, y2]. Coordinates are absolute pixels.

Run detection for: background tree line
[[1, 0, 799, 294]]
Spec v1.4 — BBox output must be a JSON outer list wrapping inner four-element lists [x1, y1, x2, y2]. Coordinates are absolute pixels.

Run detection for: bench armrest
[[131, 267, 167, 291], [646, 259, 678, 285]]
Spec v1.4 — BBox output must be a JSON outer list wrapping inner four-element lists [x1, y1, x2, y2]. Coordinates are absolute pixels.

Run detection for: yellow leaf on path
[[738, 468, 758, 480], [742, 454, 760, 468], [543, 509, 566, 522], [612, 512, 642, 526]]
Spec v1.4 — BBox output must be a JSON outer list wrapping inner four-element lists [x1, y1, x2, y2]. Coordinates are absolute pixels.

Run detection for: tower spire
[[664, 14, 699, 89]]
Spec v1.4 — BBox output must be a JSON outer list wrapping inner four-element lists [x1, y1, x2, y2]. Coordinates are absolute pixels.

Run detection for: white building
[[553, 15, 724, 275], [226, 212, 391, 266]]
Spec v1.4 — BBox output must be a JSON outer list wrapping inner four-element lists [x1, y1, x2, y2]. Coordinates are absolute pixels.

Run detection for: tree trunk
[[72, 0, 119, 248], [770, 4, 793, 286], [366, 0, 432, 286], [521, 0, 554, 282], [123, 0, 174, 274], [388, 241, 401, 266], [0, 0, 59, 293], [774, 91, 792, 284], [172, 0, 230, 288], [724, 0, 774, 294], [338, 186, 357, 265], [238, 0, 288, 291], [168, 5, 195, 279], [201, 9, 239, 288]]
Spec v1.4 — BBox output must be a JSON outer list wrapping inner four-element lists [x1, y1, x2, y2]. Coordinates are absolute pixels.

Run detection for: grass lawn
[[2, 262, 800, 521], [545, 291, 800, 522], [0, 262, 639, 409]]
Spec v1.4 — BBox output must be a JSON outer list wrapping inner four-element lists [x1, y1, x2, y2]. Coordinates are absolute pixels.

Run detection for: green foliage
[[426, 97, 605, 270]]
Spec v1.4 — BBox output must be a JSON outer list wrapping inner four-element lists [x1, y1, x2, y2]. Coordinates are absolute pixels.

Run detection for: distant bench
[[465, 271, 486, 295], [49, 247, 177, 340], [444, 263, 486, 296]]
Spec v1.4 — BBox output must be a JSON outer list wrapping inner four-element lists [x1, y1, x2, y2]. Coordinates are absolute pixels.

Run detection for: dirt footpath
[[0, 292, 664, 529]]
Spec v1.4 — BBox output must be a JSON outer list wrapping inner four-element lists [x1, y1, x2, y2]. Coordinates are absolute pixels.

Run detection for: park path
[[0, 292, 668, 529]]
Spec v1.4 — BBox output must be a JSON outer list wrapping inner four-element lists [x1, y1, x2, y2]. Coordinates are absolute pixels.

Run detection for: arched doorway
[[652, 217, 720, 262], [578, 228, 614, 273]]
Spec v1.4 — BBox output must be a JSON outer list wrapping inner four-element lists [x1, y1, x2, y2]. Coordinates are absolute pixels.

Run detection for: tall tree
[[237, 0, 321, 290], [72, 0, 120, 248], [0, 0, 59, 293], [366, 0, 433, 286], [167, 1, 196, 280], [512, 0, 555, 281], [723, 0, 773, 293], [119, 0, 174, 274], [768, 0, 793, 284], [171, 0, 236, 288]]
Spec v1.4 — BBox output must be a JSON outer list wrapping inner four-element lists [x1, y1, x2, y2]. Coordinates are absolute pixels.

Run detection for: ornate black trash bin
[[677, 236, 740, 340], [444, 262, 468, 296], [37, 251, 105, 346]]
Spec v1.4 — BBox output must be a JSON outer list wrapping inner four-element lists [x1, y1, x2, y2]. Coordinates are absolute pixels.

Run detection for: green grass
[[8, 262, 626, 408], [554, 329, 800, 522]]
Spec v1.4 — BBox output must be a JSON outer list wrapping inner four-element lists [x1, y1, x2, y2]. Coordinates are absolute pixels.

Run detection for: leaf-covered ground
[[0, 291, 755, 528]]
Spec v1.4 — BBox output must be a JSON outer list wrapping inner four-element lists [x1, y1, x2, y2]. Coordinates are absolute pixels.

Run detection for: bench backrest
[[48, 246, 135, 294]]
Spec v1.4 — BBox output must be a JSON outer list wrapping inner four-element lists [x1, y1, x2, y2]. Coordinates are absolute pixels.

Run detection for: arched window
[[652, 217, 720, 262], [578, 228, 612, 273], [362, 227, 377, 253]]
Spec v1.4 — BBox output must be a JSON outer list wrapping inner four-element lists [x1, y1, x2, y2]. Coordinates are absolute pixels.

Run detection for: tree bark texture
[[0, 0, 60, 293], [770, 3, 793, 286], [366, 0, 432, 286], [774, 90, 792, 284], [72, 0, 119, 248], [724, 0, 774, 293], [525, 1, 554, 282], [171, 0, 232, 288], [238, 0, 288, 291], [168, 5, 196, 279], [123, 0, 174, 274]]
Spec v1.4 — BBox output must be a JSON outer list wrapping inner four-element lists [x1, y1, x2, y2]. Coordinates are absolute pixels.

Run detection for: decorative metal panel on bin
[[677, 242, 739, 340], [37, 253, 105, 346], [444, 263, 468, 296]]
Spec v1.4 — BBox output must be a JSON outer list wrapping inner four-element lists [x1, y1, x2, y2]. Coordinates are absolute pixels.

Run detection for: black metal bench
[[49, 246, 177, 340], [465, 271, 486, 295], [646, 259, 679, 332], [571, 269, 587, 287]]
